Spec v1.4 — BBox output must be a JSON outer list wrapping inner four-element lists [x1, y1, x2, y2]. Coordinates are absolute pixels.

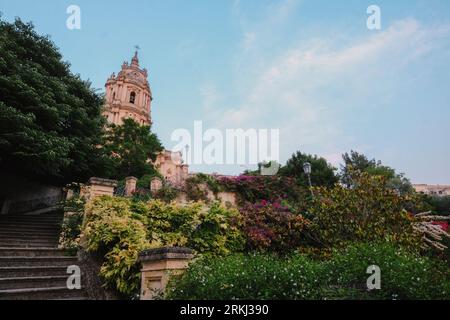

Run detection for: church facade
[[103, 52, 189, 186]]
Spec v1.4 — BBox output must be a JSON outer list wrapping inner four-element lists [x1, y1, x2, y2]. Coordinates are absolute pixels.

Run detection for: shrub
[[133, 200, 244, 255], [186, 173, 223, 201], [83, 197, 151, 298], [81, 196, 244, 297], [166, 243, 450, 300], [240, 201, 309, 253], [307, 173, 422, 249], [324, 242, 450, 300], [152, 184, 178, 202], [131, 188, 153, 202], [166, 253, 325, 300], [423, 195, 450, 216], [218, 175, 306, 205], [59, 196, 85, 255]]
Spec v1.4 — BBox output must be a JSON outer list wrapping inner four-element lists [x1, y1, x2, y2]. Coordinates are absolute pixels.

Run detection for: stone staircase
[[0, 209, 87, 300]]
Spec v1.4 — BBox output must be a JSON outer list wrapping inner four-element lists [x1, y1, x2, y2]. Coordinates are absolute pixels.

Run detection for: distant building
[[413, 184, 450, 197], [154, 150, 189, 187]]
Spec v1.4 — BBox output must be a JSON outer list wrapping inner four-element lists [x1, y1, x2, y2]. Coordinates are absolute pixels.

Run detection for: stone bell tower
[[103, 51, 152, 126]]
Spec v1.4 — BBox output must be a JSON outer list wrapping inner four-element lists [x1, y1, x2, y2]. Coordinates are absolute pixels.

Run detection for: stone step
[[0, 234, 59, 242], [0, 247, 68, 257], [0, 256, 78, 268], [0, 275, 69, 290], [0, 232, 59, 239], [0, 217, 63, 224], [0, 224, 61, 231], [0, 219, 62, 226], [0, 242, 58, 248], [0, 266, 69, 278], [0, 239, 58, 248], [0, 212, 63, 219], [0, 223, 61, 230], [0, 239, 58, 247], [0, 230, 60, 236], [0, 286, 87, 300], [0, 225, 61, 234]]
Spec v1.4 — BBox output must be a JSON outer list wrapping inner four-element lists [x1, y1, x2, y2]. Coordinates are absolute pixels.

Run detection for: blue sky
[[1, 0, 450, 183]]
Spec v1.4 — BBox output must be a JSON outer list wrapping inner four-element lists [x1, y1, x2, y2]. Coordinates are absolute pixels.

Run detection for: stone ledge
[[139, 246, 194, 262], [88, 177, 118, 187]]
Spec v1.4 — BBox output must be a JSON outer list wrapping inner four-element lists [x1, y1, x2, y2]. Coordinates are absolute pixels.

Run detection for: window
[[129, 91, 136, 104], [112, 92, 116, 100]]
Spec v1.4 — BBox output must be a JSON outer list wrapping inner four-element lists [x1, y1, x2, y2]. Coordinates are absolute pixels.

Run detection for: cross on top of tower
[[131, 46, 140, 67]]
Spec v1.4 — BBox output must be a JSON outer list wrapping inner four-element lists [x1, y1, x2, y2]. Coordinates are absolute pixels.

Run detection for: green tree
[[104, 118, 163, 179], [340, 150, 413, 194], [308, 173, 421, 249], [0, 18, 108, 184], [340, 150, 378, 187], [279, 151, 338, 188]]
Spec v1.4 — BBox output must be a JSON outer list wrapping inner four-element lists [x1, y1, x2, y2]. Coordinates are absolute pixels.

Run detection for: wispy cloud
[[207, 2, 450, 165]]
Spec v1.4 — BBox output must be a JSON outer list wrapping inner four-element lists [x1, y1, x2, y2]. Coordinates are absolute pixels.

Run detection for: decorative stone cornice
[[88, 177, 118, 187], [138, 246, 194, 262]]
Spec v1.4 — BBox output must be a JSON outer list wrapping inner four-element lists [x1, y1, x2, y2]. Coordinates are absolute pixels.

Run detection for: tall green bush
[[81, 196, 244, 297], [166, 253, 325, 300], [166, 243, 450, 300], [324, 243, 450, 300], [307, 173, 422, 249], [83, 197, 150, 297]]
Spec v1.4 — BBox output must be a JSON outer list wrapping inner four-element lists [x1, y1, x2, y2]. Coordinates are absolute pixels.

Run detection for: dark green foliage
[[325, 243, 450, 300], [423, 195, 450, 216], [185, 173, 223, 202], [152, 184, 178, 202], [218, 175, 305, 204], [308, 173, 421, 249], [0, 18, 108, 184], [104, 118, 163, 180], [167, 243, 450, 300], [279, 151, 338, 188], [341, 150, 413, 194], [60, 196, 85, 255], [166, 253, 325, 300]]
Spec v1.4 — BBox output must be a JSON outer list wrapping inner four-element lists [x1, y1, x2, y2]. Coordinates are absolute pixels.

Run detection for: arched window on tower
[[112, 92, 116, 101], [129, 91, 136, 104]]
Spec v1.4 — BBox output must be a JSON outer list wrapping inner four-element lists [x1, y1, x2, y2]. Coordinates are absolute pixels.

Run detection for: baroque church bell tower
[[103, 51, 152, 126]]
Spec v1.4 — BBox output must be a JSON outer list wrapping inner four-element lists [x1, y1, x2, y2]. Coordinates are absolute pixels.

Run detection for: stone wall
[[0, 170, 62, 215]]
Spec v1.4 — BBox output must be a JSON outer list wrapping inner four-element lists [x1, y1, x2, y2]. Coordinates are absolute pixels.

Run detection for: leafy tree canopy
[[340, 150, 413, 194], [279, 151, 338, 188], [104, 118, 163, 180], [0, 18, 108, 184]]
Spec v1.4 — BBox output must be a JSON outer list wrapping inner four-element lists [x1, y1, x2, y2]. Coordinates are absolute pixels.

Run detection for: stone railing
[[138, 246, 194, 300]]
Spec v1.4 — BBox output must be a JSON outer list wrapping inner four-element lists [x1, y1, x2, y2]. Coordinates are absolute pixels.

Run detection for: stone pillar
[[87, 177, 117, 200], [125, 176, 137, 197], [138, 247, 194, 300], [65, 188, 74, 200], [150, 177, 163, 193]]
